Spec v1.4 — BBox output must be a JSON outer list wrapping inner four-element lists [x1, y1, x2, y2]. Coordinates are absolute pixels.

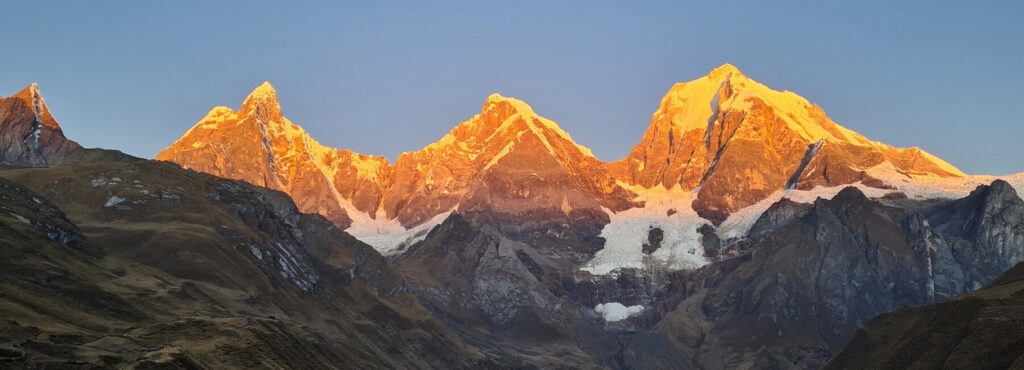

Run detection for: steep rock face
[[914, 179, 1024, 296], [0, 84, 78, 165], [611, 64, 964, 224], [623, 182, 1024, 369], [825, 262, 1024, 370], [0, 84, 132, 166], [383, 94, 637, 228], [156, 82, 391, 228], [393, 213, 620, 368]]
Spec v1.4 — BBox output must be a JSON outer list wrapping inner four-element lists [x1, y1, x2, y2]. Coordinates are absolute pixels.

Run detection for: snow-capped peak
[[654, 64, 897, 147], [240, 81, 281, 118], [247, 81, 277, 100], [708, 63, 743, 79]]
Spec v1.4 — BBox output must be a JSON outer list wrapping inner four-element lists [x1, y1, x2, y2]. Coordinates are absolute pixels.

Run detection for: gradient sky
[[2, 1, 1021, 174]]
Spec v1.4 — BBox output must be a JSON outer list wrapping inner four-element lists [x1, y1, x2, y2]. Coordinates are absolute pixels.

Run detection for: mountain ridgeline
[[158, 64, 964, 232], [2, 64, 1023, 369]]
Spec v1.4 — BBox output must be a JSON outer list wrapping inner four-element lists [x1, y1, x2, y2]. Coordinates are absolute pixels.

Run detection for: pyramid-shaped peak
[[247, 81, 277, 99], [13, 83, 41, 103], [10, 82, 60, 130], [240, 81, 282, 118]]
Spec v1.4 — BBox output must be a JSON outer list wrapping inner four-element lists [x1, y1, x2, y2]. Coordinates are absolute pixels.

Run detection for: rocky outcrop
[[825, 262, 1024, 369], [919, 179, 1024, 294]]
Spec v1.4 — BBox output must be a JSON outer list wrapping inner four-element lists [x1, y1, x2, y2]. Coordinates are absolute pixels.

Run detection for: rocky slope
[[824, 262, 1024, 369], [0, 84, 134, 165], [617, 181, 1024, 369], [392, 213, 623, 368], [0, 161, 491, 369]]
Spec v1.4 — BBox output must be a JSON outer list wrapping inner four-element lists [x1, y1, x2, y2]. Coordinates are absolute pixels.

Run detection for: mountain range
[[157, 64, 1021, 260], [2, 64, 1023, 368]]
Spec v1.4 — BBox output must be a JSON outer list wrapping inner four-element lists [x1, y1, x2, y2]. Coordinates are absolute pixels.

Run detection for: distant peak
[[483, 93, 537, 118], [247, 81, 277, 99], [14, 83, 41, 101], [709, 63, 743, 80], [10, 82, 60, 130], [240, 81, 282, 118]]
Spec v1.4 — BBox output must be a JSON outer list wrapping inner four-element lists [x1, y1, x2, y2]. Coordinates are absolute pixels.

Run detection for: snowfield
[[346, 210, 452, 255], [581, 185, 710, 275], [595, 302, 644, 322]]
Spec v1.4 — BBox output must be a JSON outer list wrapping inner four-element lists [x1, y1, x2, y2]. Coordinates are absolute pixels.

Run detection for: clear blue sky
[[2, 1, 1021, 174]]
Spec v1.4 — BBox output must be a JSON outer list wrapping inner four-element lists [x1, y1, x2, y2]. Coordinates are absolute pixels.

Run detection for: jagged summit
[[242, 81, 278, 106], [249, 81, 277, 97], [238, 81, 282, 120], [157, 83, 391, 228]]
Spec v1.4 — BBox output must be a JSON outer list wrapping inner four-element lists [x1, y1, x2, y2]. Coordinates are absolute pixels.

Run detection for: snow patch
[[581, 185, 711, 275], [594, 302, 643, 322], [9, 213, 30, 224], [346, 209, 452, 255], [866, 161, 1024, 199], [104, 195, 128, 207], [30, 83, 42, 149]]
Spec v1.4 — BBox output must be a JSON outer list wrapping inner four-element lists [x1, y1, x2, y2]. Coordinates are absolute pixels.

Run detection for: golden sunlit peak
[[14, 82, 41, 99], [247, 81, 277, 99], [485, 92, 511, 103], [709, 63, 743, 79], [483, 93, 536, 116]]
